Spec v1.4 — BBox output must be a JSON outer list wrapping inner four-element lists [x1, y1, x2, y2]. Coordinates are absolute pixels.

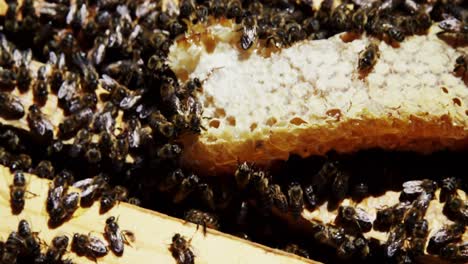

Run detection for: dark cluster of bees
[[0, 0, 466, 264], [0, 216, 132, 263]]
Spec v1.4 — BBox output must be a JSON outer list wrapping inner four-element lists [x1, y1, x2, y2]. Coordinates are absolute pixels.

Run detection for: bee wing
[[65, 3, 77, 25], [88, 236, 108, 255], [78, 4, 88, 26], [58, 81, 77, 101], [402, 180, 424, 194], [80, 184, 99, 199], [431, 229, 449, 243], [122, 230, 136, 244], [72, 178, 93, 189], [13, 49, 22, 68], [355, 208, 372, 223]]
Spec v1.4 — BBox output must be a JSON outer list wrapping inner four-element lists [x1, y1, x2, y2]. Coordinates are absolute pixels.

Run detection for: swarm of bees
[[0, 0, 466, 263]]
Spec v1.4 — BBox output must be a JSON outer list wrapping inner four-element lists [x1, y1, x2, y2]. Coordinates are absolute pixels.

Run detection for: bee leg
[[25, 190, 38, 198], [203, 222, 207, 236]]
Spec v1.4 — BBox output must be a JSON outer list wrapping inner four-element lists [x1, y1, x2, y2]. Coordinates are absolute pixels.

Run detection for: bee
[[184, 209, 220, 235], [437, 15, 468, 43], [440, 177, 459, 202], [40, 235, 69, 263], [209, 0, 226, 18], [5, 0, 19, 33], [0, 92, 25, 119], [412, 219, 429, 238], [353, 236, 370, 258], [427, 223, 465, 254], [227, 0, 242, 20], [443, 193, 468, 223], [10, 154, 32, 171], [337, 238, 356, 259], [440, 242, 468, 261], [179, 0, 195, 19], [46, 52, 65, 92], [328, 226, 347, 246], [303, 184, 318, 210], [401, 179, 437, 201], [384, 223, 406, 258], [157, 143, 182, 160], [49, 191, 80, 226], [331, 171, 349, 202], [336, 206, 373, 234], [72, 174, 110, 206], [128, 197, 141, 206], [352, 182, 368, 202], [85, 143, 102, 164], [358, 42, 380, 72], [104, 216, 135, 256], [14, 49, 33, 92], [195, 5, 209, 23], [173, 174, 200, 203], [285, 22, 306, 45], [33, 66, 49, 106], [234, 162, 253, 190], [159, 169, 184, 193], [197, 183, 215, 211], [59, 107, 94, 137], [2, 231, 23, 263], [69, 128, 91, 158], [453, 55, 468, 80], [330, 3, 353, 32], [240, 15, 258, 50], [270, 184, 288, 213], [284, 243, 310, 259], [58, 72, 78, 102], [0, 129, 22, 151], [351, 8, 368, 33], [0, 146, 12, 167], [251, 171, 273, 215], [17, 219, 41, 258], [10, 171, 35, 214], [381, 23, 405, 42], [169, 233, 195, 264], [71, 233, 108, 260], [38, 2, 69, 25], [27, 104, 54, 142], [47, 172, 73, 217], [66, 1, 88, 31], [0, 68, 17, 90], [100, 186, 129, 213], [288, 182, 304, 220]]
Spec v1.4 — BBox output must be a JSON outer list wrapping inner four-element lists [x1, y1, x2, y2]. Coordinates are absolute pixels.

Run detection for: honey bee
[[427, 223, 465, 254], [33, 66, 49, 106], [381, 23, 405, 42], [13, 49, 32, 93], [454, 55, 467, 83], [332, 170, 349, 203], [169, 233, 195, 264], [443, 193, 468, 223], [184, 209, 220, 235], [288, 182, 304, 220], [352, 182, 368, 202], [197, 183, 215, 211], [227, 0, 242, 20], [337, 206, 373, 235], [302, 184, 317, 210], [85, 143, 102, 164], [358, 42, 380, 72], [173, 173, 200, 203], [284, 243, 310, 259], [240, 15, 258, 50], [234, 161, 253, 190], [10, 154, 32, 171], [440, 242, 468, 261], [337, 238, 356, 259], [71, 233, 108, 260], [159, 169, 185, 193], [27, 104, 54, 142], [100, 185, 129, 213], [0, 68, 17, 90], [40, 235, 69, 263], [195, 5, 209, 23], [374, 202, 410, 232], [157, 143, 182, 160], [438, 15, 468, 43], [5, 0, 19, 33], [179, 0, 195, 19], [2, 231, 23, 263], [10, 171, 35, 214], [0, 92, 25, 120], [72, 174, 110, 206], [384, 223, 406, 258], [104, 216, 135, 256], [401, 179, 437, 201], [69, 128, 91, 158], [270, 184, 288, 213], [17, 219, 41, 258]]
